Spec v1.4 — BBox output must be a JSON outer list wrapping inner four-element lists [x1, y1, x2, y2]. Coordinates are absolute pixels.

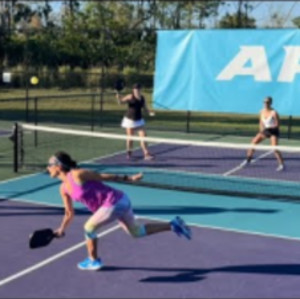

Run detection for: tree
[[218, 12, 256, 28], [292, 16, 300, 28], [265, 12, 286, 28]]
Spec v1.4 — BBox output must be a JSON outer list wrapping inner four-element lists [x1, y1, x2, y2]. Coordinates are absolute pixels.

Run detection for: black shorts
[[262, 128, 280, 138]]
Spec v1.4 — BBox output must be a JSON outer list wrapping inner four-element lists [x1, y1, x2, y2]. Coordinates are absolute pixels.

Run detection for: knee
[[84, 221, 97, 240], [128, 224, 147, 238], [252, 136, 260, 144]]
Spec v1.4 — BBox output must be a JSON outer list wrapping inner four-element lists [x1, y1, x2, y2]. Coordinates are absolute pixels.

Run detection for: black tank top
[[125, 95, 145, 121]]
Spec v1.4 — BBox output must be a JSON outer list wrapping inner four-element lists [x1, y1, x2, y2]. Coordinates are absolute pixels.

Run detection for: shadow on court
[[0, 203, 89, 217], [133, 205, 279, 215], [101, 263, 300, 283]]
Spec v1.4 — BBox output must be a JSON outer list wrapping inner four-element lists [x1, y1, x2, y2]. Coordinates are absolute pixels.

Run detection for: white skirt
[[121, 117, 145, 129]]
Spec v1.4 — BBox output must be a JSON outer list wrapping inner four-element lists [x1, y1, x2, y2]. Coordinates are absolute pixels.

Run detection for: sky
[[45, 1, 300, 28], [218, 1, 300, 28]]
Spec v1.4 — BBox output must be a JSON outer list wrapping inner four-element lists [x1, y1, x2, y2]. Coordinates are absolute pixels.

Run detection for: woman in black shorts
[[240, 96, 285, 171], [116, 83, 154, 160]]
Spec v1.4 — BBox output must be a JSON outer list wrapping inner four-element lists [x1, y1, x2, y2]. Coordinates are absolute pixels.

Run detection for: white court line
[[0, 224, 120, 288], [223, 150, 274, 176], [136, 215, 300, 242]]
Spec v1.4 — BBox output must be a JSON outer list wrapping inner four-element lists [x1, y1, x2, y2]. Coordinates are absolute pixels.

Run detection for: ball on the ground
[[30, 76, 39, 85]]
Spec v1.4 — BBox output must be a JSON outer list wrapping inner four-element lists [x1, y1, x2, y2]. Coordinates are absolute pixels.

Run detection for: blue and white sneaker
[[170, 216, 192, 240], [77, 257, 103, 271]]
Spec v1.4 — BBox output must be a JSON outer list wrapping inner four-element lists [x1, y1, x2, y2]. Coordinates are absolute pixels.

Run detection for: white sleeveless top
[[261, 110, 277, 129]]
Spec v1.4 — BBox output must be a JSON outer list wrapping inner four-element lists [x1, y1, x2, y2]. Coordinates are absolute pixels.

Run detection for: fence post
[[13, 123, 18, 173], [186, 111, 191, 133], [287, 115, 292, 139]]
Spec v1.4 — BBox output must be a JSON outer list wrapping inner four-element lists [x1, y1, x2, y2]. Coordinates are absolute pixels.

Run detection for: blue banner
[[153, 30, 300, 116]]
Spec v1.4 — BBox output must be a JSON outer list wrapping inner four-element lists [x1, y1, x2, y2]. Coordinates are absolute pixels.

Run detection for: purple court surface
[[97, 143, 300, 182], [1, 200, 300, 298], [2, 142, 300, 298], [0, 129, 11, 137]]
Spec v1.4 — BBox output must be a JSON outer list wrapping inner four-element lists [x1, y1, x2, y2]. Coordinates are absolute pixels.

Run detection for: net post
[[186, 111, 191, 133], [288, 115, 292, 139], [13, 123, 18, 173]]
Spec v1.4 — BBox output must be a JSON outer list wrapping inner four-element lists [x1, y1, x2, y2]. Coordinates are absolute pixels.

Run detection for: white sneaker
[[276, 164, 285, 172]]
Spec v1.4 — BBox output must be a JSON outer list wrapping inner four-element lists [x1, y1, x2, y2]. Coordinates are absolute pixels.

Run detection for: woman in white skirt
[[116, 83, 154, 160]]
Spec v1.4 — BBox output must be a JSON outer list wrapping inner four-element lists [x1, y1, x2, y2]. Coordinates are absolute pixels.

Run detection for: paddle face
[[29, 228, 55, 249], [114, 79, 124, 91]]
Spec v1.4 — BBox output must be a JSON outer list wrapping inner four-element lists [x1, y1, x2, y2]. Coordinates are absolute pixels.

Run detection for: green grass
[[1, 87, 298, 137], [1, 87, 300, 182]]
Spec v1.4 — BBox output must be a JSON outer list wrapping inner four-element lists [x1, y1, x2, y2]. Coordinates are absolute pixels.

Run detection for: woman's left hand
[[54, 228, 65, 238], [130, 173, 143, 182]]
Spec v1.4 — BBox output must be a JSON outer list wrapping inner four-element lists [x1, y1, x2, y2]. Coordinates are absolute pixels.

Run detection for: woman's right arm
[[116, 93, 132, 104], [78, 169, 143, 183], [55, 184, 75, 236]]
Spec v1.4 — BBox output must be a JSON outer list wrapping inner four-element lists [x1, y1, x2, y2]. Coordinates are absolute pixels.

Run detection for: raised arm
[[115, 93, 133, 104], [77, 169, 143, 183]]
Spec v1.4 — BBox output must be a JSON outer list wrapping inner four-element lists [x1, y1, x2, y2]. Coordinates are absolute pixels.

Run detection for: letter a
[[216, 46, 271, 82], [278, 46, 300, 82]]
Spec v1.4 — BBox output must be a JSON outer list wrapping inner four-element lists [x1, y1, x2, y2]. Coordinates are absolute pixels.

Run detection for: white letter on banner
[[216, 46, 271, 81], [278, 46, 300, 82]]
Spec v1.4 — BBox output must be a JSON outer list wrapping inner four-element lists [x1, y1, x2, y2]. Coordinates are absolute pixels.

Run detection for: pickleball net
[[12, 123, 300, 201]]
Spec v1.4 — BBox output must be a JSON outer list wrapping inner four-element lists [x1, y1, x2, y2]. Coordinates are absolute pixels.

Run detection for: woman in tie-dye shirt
[[47, 151, 192, 271]]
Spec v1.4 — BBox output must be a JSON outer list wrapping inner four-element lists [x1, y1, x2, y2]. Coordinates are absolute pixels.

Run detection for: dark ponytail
[[54, 151, 77, 172]]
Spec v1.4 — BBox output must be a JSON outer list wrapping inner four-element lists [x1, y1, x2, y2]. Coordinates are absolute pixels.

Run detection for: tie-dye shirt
[[63, 171, 124, 212]]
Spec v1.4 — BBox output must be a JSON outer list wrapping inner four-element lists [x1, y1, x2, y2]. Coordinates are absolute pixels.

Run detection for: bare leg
[[83, 207, 115, 262], [246, 132, 265, 161], [86, 239, 98, 260], [126, 128, 134, 158], [119, 213, 191, 240], [119, 220, 170, 236], [137, 128, 153, 159], [144, 222, 171, 235], [270, 135, 284, 166]]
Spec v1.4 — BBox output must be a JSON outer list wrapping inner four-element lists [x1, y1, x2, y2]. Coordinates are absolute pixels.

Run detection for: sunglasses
[[47, 162, 59, 167]]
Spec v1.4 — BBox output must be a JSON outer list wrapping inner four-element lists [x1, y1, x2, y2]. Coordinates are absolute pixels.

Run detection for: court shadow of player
[[0, 201, 90, 217], [101, 264, 300, 283], [133, 206, 279, 216]]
